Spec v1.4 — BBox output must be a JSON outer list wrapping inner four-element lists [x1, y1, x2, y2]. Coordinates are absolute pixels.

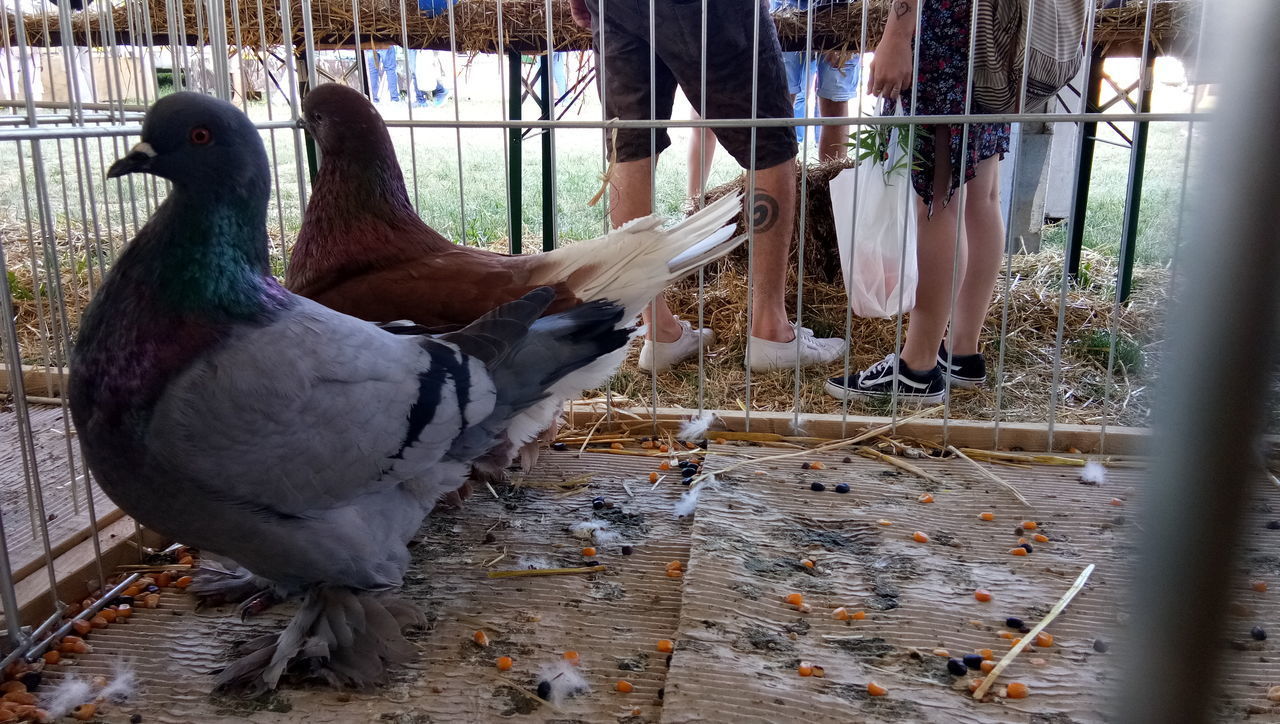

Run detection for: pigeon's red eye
[[189, 127, 212, 145]]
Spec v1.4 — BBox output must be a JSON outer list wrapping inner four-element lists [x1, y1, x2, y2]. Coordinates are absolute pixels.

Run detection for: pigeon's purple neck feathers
[[71, 186, 291, 440]]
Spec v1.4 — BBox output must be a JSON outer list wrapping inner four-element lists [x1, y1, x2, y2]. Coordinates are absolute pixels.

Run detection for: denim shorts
[[588, 0, 798, 169], [782, 51, 860, 102]]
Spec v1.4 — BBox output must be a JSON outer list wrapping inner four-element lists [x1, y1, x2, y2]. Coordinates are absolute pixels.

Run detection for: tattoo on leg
[[894, 1, 909, 17], [752, 192, 780, 233]]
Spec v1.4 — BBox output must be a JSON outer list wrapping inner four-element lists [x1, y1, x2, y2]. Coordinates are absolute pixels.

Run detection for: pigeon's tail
[[213, 587, 423, 696], [528, 191, 746, 322], [439, 288, 632, 460]]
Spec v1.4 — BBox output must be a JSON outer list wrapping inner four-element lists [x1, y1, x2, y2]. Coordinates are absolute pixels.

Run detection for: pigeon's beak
[[107, 142, 157, 179]]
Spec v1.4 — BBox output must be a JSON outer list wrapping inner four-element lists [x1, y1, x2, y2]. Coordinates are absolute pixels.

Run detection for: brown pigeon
[[288, 83, 744, 478]]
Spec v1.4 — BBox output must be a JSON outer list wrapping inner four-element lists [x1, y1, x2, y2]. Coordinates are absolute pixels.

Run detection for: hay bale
[[10, 0, 1200, 56], [696, 156, 856, 287]]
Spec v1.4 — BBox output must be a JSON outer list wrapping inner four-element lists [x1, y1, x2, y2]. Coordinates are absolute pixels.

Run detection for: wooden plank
[[0, 364, 67, 398], [6, 516, 164, 628], [563, 405, 1152, 455]]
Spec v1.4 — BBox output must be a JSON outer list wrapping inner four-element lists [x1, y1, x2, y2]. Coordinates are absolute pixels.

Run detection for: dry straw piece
[[13, 0, 1199, 53]]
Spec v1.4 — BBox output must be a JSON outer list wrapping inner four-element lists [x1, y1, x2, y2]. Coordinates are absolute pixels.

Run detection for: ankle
[[648, 316, 685, 343], [750, 319, 795, 344]]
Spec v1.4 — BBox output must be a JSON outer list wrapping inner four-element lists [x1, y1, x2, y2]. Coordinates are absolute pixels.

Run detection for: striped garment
[[972, 0, 1089, 113]]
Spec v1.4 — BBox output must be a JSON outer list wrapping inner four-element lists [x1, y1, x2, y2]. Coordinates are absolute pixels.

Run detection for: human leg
[[365, 49, 384, 101], [900, 125, 963, 373], [948, 154, 1003, 356], [686, 108, 717, 201]]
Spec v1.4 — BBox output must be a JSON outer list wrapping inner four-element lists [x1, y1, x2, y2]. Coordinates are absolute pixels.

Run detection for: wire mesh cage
[[1, 0, 1275, 721]]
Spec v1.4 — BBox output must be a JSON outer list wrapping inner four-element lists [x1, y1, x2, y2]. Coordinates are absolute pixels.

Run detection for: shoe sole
[[823, 380, 946, 404], [944, 376, 984, 390]]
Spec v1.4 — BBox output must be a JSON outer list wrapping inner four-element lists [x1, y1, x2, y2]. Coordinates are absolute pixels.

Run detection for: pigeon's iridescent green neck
[[148, 186, 285, 319]]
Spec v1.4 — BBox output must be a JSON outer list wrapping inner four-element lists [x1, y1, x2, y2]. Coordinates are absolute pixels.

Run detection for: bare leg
[[900, 126, 963, 372], [687, 110, 717, 201], [817, 97, 850, 161], [949, 155, 1004, 356], [610, 158, 684, 343], [748, 157, 799, 343]]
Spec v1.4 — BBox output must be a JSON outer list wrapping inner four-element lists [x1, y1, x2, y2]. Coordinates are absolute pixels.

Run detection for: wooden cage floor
[[32, 442, 1280, 722]]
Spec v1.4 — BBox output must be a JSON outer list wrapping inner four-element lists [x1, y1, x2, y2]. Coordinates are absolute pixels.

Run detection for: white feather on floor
[[536, 660, 590, 705], [1080, 461, 1107, 486], [678, 412, 717, 441]]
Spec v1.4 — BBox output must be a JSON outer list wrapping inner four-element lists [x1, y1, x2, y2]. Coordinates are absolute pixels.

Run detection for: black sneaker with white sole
[[937, 344, 986, 388], [824, 354, 947, 403]]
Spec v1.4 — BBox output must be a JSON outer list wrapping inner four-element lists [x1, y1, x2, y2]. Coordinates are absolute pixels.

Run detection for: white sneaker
[[637, 320, 714, 372], [747, 325, 847, 371]]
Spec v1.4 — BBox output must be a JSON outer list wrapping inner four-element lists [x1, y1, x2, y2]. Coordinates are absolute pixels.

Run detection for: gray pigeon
[[69, 92, 632, 694]]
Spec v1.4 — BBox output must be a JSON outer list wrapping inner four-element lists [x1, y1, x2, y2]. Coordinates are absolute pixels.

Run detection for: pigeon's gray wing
[[145, 296, 496, 516]]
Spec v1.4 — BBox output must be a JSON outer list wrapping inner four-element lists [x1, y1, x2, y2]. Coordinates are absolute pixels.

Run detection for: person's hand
[[569, 0, 592, 28], [867, 36, 912, 100]]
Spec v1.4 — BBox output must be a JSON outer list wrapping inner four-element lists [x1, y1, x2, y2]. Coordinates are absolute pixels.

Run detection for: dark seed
[[698, 439, 709, 450], [1092, 638, 1109, 653], [1252, 626, 1268, 641], [18, 671, 40, 691], [131, 716, 144, 724], [810, 482, 826, 492], [1013, 527, 1026, 536], [582, 560, 600, 566], [801, 462, 811, 470], [834, 483, 850, 494], [946, 658, 968, 676], [842, 457, 853, 464], [1019, 626, 1031, 634], [657, 688, 665, 700], [962, 653, 984, 670], [666, 655, 673, 666], [1019, 543, 1034, 553], [681, 477, 693, 486], [1268, 520, 1280, 530], [536, 680, 552, 700], [592, 498, 605, 510], [621, 546, 634, 555], [146, 585, 159, 593], [552, 442, 568, 451], [1005, 617, 1024, 629]]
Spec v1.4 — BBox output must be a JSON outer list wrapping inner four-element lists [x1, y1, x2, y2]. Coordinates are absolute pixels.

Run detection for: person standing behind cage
[[824, 0, 1010, 403], [366, 46, 401, 104], [686, 0, 859, 202], [570, 0, 847, 373]]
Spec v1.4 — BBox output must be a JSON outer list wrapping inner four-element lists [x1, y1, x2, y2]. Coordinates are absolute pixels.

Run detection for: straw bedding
[[10, 0, 1199, 56]]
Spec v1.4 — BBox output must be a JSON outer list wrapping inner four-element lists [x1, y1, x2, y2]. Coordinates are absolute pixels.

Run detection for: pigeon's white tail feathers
[[213, 587, 424, 695], [531, 192, 744, 320]]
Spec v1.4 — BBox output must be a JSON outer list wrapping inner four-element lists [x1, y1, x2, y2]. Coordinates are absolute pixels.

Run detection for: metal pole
[[538, 54, 554, 252], [507, 51, 523, 255], [1116, 46, 1155, 303], [1117, 2, 1280, 721], [1066, 45, 1104, 280]]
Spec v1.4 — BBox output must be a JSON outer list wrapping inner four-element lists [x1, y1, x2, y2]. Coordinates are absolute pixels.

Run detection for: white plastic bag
[[830, 119, 919, 319]]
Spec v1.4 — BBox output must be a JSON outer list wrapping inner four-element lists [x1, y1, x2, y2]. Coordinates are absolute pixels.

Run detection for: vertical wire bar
[[293, 0, 315, 208], [1046, 0, 1099, 450], [1165, 0, 1209, 289], [597, 0, 614, 422], [542, 0, 558, 249], [496, 0, 515, 253], [742, 0, 761, 431], [252, 0, 290, 266], [838, 0, 870, 436], [444, 3, 468, 243], [791, 2, 815, 431], [887, 0, 927, 426], [1117, 4, 1280, 719], [205, 0, 232, 100], [695, 0, 707, 417], [1096, 2, 1156, 452], [646, 0, 658, 429], [939, 0, 984, 446], [395, 0, 421, 216]]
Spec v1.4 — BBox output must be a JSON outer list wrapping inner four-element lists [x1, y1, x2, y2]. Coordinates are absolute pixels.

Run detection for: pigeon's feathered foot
[[214, 587, 424, 696], [189, 565, 279, 612], [433, 480, 473, 511]]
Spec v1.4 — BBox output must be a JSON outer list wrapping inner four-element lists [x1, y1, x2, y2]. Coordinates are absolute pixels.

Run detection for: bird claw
[[237, 590, 282, 621]]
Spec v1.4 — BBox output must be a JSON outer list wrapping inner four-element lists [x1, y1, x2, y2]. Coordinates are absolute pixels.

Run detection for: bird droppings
[[830, 636, 895, 660], [492, 686, 540, 716], [615, 653, 649, 672], [738, 626, 798, 656]]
